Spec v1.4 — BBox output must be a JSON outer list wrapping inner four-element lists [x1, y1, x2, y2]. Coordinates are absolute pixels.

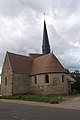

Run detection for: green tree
[[74, 70, 80, 74], [73, 75, 80, 91]]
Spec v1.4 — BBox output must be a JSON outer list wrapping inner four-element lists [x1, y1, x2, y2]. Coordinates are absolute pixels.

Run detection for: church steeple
[[42, 19, 51, 54]]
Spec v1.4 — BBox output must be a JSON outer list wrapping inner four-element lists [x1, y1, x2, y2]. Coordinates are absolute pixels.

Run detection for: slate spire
[[42, 19, 51, 54]]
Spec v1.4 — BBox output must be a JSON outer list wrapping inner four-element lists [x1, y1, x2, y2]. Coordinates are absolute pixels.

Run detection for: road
[[0, 101, 80, 120]]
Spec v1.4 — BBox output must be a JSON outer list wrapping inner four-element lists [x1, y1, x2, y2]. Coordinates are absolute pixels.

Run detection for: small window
[[5, 77, 7, 85], [34, 76, 37, 84], [62, 75, 64, 83], [45, 74, 49, 83]]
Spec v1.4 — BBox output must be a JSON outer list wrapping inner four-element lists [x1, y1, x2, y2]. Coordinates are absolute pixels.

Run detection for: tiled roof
[[7, 52, 67, 75], [7, 52, 33, 74], [30, 53, 67, 75], [29, 53, 43, 58]]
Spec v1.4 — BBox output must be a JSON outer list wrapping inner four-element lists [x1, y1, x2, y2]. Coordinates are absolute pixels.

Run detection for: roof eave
[[30, 71, 68, 76]]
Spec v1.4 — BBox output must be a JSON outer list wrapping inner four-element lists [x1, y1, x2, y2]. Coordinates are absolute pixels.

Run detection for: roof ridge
[[7, 51, 29, 58], [33, 53, 52, 60]]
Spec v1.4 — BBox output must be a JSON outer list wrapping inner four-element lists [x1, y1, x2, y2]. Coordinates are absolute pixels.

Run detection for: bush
[[0, 94, 62, 104], [72, 75, 80, 92]]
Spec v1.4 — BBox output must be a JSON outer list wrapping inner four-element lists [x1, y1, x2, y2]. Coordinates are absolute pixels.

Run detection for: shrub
[[0, 94, 63, 104]]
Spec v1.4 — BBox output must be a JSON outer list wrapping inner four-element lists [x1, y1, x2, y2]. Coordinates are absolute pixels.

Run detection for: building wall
[[0, 74, 1, 84], [30, 73, 71, 95], [1, 54, 13, 96], [12, 74, 31, 95], [1, 53, 31, 96], [0, 74, 1, 95], [0, 84, 1, 95]]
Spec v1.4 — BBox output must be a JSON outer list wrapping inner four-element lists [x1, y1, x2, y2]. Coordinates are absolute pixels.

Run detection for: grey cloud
[[0, 12, 42, 67], [0, 0, 80, 72], [48, 24, 80, 71], [0, 0, 79, 17], [0, 0, 27, 16]]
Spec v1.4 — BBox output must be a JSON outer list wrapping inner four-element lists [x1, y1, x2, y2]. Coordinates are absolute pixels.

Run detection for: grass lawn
[[0, 94, 63, 104]]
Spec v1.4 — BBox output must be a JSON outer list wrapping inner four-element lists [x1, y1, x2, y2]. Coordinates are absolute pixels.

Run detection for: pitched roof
[[7, 52, 32, 74], [29, 53, 43, 58], [7, 52, 67, 75], [30, 53, 67, 75]]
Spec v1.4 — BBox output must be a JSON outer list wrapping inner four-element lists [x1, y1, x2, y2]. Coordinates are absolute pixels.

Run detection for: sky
[[0, 0, 80, 73]]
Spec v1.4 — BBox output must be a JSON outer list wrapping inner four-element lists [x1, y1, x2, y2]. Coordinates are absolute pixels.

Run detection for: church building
[[1, 20, 74, 96]]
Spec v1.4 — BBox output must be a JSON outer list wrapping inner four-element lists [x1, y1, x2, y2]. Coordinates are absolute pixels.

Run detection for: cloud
[[0, 0, 80, 72], [0, 0, 25, 16], [0, 10, 42, 68]]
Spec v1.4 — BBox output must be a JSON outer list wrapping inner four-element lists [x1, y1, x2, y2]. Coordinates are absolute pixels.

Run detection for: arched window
[[45, 74, 49, 83], [5, 77, 7, 85], [34, 76, 37, 84], [62, 75, 64, 83]]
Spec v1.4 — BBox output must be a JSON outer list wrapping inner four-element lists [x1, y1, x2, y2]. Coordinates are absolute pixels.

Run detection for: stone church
[[1, 20, 74, 96]]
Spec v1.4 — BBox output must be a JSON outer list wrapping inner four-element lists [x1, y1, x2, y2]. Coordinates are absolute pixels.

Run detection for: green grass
[[0, 94, 63, 104]]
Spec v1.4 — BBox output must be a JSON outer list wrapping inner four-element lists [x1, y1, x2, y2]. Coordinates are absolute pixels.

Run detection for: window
[[5, 77, 7, 85], [45, 74, 49, 83], [34, 76, 37, 84], [62, 75, 64, 83]]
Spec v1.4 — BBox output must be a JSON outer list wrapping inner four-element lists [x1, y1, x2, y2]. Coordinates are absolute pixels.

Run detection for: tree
[[73, 75, 80, 92], [74, 70, 80, 74]]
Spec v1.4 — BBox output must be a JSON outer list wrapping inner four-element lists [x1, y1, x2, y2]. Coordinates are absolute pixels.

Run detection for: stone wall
[[12, 74, 31, 95], [1, 52, 31, 96], [1, 54, 13, 96], [0, 84, 1, 95], [30, 73, 70, 95]]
